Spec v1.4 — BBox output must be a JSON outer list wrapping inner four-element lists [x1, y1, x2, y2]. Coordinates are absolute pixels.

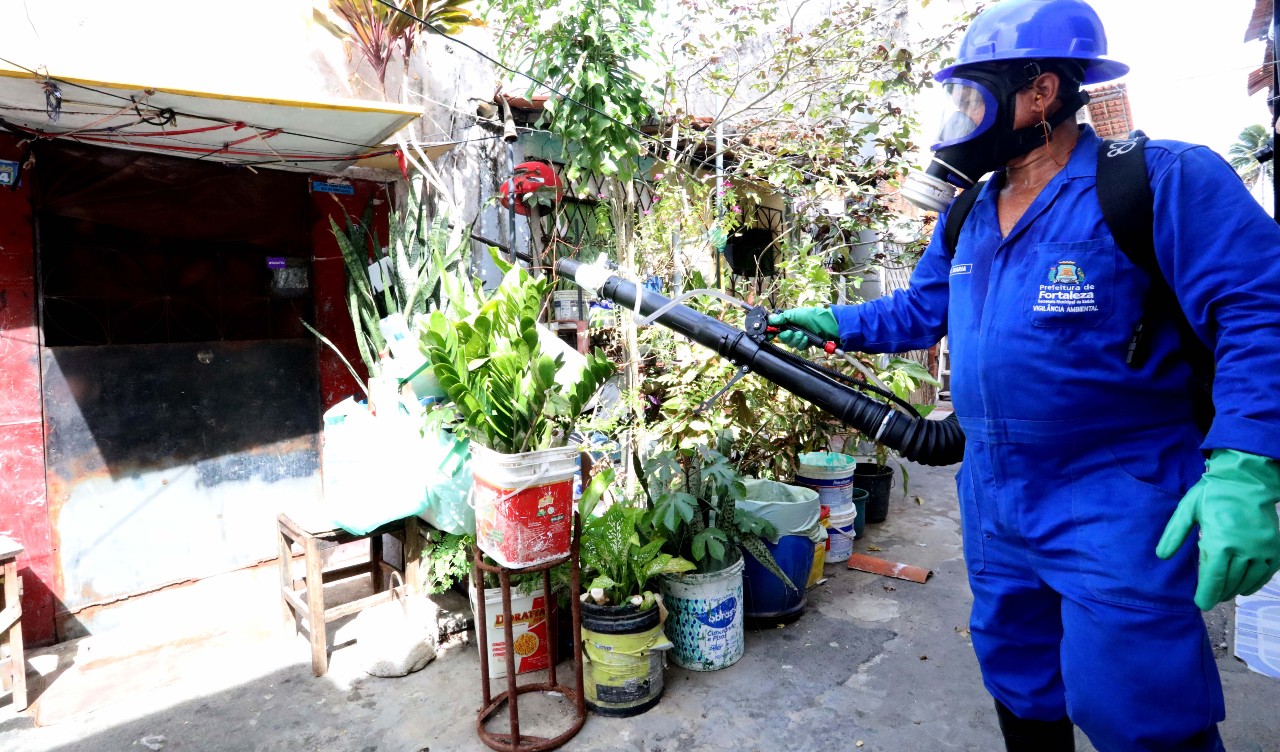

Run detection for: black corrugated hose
[[556, 258, 965, 467]]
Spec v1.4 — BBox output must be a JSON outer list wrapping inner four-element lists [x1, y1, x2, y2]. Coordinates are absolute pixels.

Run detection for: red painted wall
[[0, 147, 393, 645], [309, 180, 393, 411], [0, 136, 56, 646]]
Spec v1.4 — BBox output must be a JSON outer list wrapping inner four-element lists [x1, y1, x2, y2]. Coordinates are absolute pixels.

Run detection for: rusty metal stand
[[472, 525, 585, 752]]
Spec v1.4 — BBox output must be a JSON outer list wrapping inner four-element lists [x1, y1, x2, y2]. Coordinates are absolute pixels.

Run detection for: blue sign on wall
[[0, 160, 20, 187], [311, 180, 355, 196]]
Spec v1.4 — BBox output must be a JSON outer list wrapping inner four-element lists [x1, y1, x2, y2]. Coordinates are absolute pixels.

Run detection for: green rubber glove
[[767, 307, 839, 350], [1156, 449, 1280, 611]]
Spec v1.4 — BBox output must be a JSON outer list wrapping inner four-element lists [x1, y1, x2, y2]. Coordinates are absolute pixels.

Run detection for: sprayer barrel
[[557, 258, 965, 466]]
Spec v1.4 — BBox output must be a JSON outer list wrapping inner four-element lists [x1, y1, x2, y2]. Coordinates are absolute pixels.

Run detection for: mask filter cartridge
[[902, 165, 961, 214]]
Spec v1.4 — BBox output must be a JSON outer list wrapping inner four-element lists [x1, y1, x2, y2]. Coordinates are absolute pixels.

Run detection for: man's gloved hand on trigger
[[1156, 449, 1280, 611], [767, 307, 839, 350]]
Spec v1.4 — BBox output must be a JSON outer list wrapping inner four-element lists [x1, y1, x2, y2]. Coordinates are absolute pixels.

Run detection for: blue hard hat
[[935, 0, 1129, 84]]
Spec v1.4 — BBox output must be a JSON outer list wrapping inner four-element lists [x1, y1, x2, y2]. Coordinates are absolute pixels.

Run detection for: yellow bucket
[[807, 506, 831, 588]]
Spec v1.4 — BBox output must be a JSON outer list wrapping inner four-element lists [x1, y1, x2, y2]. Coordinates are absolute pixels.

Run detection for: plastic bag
[[736, 479, 824, 544], [352, 572, 439, 677], [418, 426, 474, 535], [322, 398, 428, 535]]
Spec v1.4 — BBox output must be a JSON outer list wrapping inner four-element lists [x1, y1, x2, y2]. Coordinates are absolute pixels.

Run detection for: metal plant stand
[[472, 527, 585, 752]]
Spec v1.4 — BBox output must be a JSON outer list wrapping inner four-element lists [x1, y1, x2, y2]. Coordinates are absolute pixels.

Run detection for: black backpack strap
[[1096, 131, 1158, 366], [1098, 131, 1215, 430], [942, 178, 988, 260], [1096, 131, 1156, 276]]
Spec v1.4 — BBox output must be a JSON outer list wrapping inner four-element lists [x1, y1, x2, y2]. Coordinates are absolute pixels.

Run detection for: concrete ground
[[2, 459, 1278, 752]]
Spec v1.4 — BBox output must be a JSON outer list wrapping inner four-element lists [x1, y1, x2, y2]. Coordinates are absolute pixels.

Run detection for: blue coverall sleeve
[[1151, 145, 1280, 457], [829, 220, 951, 354]]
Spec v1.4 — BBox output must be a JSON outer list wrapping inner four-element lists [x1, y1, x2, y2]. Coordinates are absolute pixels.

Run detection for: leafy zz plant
[[421, 262, 615, 454], [577, 469, 695, 608], [642, 443, 796, 591]]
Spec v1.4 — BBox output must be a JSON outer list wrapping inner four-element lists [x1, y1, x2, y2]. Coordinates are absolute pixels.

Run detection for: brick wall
[[1085, 83, 1135, 139]]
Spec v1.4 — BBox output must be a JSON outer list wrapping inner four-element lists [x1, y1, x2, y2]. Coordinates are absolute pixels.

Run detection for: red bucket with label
[[471, 444, 578, 568]]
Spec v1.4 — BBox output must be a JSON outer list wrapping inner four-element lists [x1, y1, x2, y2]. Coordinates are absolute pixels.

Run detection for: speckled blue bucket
[[659, 555, 745, 671]]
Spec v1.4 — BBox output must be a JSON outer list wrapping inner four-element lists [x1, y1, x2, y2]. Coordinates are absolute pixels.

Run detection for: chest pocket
[[1025, 239, 1115, 328]]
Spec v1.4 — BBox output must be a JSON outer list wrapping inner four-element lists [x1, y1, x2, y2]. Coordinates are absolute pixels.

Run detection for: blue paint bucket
[[742, 535, 814, 625]]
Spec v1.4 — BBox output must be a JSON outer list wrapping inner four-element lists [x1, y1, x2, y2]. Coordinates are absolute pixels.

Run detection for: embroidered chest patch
[[1035, 260, 1099, 314]]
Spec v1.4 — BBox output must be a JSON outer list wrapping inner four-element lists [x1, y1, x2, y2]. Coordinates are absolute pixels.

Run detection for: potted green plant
[[640, 441, 790, 671], [573, 469, 693, 716], [309, 176, 475, 408], [421, 260, 615, 568]]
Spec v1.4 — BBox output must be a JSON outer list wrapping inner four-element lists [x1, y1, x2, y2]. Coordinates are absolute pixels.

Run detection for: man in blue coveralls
[[771, 1, 1280, 750]]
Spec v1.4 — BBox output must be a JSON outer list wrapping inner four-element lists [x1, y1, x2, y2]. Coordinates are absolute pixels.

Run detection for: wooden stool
[[277, 514, 423, 676], [0, 536, 27, 711]]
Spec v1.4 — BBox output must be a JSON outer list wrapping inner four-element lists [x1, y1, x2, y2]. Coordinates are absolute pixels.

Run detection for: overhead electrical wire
[[0, 53, 395, 153]]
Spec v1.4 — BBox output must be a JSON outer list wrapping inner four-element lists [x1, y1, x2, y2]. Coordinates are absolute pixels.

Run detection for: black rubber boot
[[994, 700, 1075, 752]]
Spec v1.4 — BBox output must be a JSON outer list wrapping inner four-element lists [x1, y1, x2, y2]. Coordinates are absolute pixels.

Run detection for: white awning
[[0, 65, 420, 173]]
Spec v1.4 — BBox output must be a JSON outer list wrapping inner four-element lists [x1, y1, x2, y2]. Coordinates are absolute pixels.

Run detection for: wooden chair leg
[[3, 562, 25, 711], [369, 533, 385, 594], [278, 527, 297, 635], [304, 537, 328, 676], [403, 517, 423, 595]]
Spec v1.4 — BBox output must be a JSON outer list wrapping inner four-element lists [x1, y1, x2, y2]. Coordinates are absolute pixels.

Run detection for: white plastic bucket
[[796, 452, 857, 511], [827, 506, 857, 562], [471, 443, 578, 568], [552, 290, 587, 321], [659, 556, 745, 671]]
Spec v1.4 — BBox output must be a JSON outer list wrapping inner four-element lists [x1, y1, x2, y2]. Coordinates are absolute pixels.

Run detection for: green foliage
[[484, 0, 660, 184], [654, 0, 967, 254], [643, 445, 796, 590], [1228, 124, 1273, 188], [421, 263, 616, 453], [644, 249, 851, 481], [421, 530, 474, 594], [578, 469, 695, 605], [320, 177, 473, 382]]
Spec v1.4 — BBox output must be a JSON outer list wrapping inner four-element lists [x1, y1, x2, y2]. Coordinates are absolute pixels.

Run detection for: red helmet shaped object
[[498, 161, 563, 216]]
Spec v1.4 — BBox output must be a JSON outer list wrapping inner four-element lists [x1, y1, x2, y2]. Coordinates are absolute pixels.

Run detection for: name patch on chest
[[1034, 260, 1099, 314], [950, 264, 973, 276]]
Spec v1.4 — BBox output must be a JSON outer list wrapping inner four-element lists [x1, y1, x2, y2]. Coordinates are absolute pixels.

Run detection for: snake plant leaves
[[741, 535, 797, 592]]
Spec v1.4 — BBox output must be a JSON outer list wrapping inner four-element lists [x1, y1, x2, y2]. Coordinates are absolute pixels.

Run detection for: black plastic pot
[[580, 602, 665, 717], [581, 601, 661, 634], [853, 463, 895, 524]]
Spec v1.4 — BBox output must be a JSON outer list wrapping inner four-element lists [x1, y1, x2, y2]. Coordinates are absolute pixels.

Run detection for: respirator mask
[[902, 63, 1088, 213]]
